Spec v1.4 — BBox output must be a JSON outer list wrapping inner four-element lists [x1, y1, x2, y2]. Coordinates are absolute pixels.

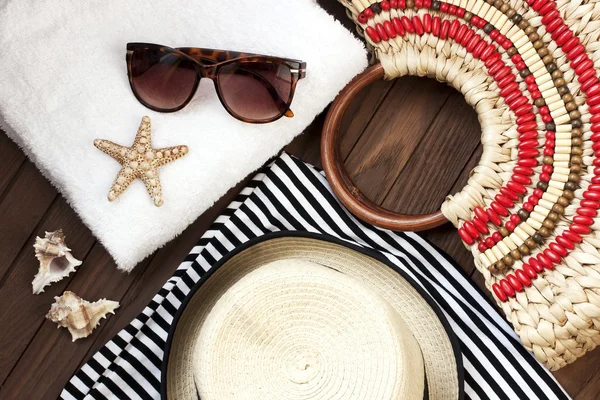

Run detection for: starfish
[[94, 116, 188, 207]]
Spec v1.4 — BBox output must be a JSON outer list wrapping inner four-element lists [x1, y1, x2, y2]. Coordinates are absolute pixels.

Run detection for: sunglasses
[[126, 43, 306, 123]]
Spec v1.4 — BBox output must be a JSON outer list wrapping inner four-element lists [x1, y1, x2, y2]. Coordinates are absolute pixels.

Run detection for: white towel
[[0, 0, 366, 271]]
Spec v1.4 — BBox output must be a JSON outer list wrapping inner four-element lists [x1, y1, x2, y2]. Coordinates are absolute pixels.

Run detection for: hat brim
[[162, 232, 464, 399]]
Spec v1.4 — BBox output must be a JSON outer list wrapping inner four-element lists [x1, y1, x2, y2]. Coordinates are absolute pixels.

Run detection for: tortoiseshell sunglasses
[[126, 42, 306, 123]]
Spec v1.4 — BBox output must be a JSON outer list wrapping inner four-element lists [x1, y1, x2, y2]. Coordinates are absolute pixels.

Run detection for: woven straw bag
[[333, 0, 600, 370]]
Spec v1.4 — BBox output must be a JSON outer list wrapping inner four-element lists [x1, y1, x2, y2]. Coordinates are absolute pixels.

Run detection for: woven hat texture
[[340, 0, 600, 370], [165, 237, 459, 399]]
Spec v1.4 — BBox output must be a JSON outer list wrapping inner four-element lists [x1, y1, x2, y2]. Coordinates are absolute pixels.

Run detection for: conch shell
[[32, 230, 82, 294], [46, 291, 119, 341]]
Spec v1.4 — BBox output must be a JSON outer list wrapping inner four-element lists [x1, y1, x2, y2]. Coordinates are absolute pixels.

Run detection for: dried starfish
[[94, 116, 188, 206]]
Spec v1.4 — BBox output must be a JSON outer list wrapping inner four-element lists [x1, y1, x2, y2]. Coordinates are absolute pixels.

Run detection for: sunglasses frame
[[126, 42, 306, 123]]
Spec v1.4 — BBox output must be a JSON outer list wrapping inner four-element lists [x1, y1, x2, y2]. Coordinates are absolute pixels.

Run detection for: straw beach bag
[[322, 0, 600, 370]]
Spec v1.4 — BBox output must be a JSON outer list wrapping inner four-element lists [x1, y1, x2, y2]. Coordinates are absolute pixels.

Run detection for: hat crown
[[194, 259, 425, 399]]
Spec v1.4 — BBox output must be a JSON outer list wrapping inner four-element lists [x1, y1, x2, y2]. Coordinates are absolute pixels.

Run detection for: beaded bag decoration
[[338, 0, 600, 370]]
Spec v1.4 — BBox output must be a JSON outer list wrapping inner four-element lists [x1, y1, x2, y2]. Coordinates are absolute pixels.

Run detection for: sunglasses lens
[[129, 48, 197, 111], [217, 61, 293, 122]]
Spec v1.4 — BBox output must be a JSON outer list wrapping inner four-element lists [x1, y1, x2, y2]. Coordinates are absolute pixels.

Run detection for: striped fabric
[[61, 153, 569, 400]]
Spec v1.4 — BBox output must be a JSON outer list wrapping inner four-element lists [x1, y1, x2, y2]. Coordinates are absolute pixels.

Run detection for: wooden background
[[0, 1, 599, 398]]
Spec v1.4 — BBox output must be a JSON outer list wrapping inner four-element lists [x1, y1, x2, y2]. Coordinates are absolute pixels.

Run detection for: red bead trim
[[365, 26, 381, 43], [522, 263, 538, 279], [515, 269, 532, 287], [478, 241, 488, 252], [359, 3, 600, 302], [549, 242, 568, 257], [556, 234, 574, 250], [530, 257, 544, 273], [492, 283, 508, 301], [543, 248, 561, 264], [500, 279, 516, 297], [358, 1, 562, 245], [463, 221, 480, 239], [507, 274, 524, 292], [491, 231, 503, 243], [474, 206, 489, 222], [458, 227, 474, 244], [472, 217, 489, 234], [537, 253, 554, 270], [562, 229, 583, 243]]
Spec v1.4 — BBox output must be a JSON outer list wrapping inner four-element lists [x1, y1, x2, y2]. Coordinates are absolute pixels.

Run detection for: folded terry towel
[[0, 0, 366, 270]]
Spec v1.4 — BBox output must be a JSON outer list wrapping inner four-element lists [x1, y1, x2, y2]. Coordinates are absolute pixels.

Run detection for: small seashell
[[32, 230, 82, 295], [46, 291, 119, 341]]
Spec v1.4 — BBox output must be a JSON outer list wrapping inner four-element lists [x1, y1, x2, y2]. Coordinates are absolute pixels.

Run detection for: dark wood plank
[[316, 0, 359, 35], [380, 90, 480, 214], [1, 172, 256, 400], [77, 176, 254, 369], [343, 77, 453, 204], [286, 111, 327, 168], [0, 242, 152, 399], [0, 197, 95, 384], [287, 79, 395, 169], [339, 79, 395, 159], [0, 131, 26, 197], [340, 83, 482, 277], [1, 1, 597, 395], [424, 132, 483, 276], [0, 161, 57, 281], [551, 347, 600, 398]]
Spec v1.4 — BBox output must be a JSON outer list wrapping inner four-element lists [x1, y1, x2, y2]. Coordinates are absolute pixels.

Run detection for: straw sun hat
[[162, 234, 464, 399]]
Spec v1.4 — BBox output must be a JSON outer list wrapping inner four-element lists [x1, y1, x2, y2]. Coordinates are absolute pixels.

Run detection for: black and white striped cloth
[[61, 153, 569, 400]]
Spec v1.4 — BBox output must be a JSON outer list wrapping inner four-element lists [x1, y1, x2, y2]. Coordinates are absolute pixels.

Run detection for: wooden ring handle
[[321, 64, 448, 231]]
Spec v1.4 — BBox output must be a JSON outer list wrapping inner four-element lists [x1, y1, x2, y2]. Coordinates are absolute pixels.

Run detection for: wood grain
[[1, 242, 152, 398], [0, 0, 598, 397], [343, 76, 453, 204], [322, 66, 451, 231], [379, 90, 481, 215], [0, 198, 95, 383], [339, 79, 395, 159], [77, 177, 253, 370], [0, 162, 57, 281], [0, 131, 25, 196]]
